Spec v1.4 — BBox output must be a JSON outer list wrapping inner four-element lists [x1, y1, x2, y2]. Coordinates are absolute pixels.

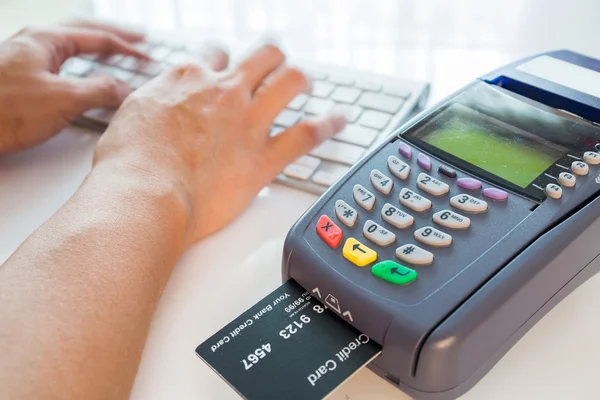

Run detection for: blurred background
[[1, 0, 599, 103]]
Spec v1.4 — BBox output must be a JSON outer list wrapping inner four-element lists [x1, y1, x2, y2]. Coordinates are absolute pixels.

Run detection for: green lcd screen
[[417, 108, 564, 188]]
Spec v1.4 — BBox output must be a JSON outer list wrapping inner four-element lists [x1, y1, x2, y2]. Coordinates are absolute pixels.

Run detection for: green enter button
[[371, 261, 417, 285]]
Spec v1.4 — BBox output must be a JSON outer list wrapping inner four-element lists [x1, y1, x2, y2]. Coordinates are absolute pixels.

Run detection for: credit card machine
[[282, 50, 600, 399]]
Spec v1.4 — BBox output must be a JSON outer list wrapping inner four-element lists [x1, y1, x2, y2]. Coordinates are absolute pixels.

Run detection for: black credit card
[[196, 279, 382, 400]]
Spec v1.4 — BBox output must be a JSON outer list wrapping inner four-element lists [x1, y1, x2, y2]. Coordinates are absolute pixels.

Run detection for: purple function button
[[483, 187, 508, 201], [398, 142, 413, 159], [417, 153, 432, 170], [457, 177, 482, 190]]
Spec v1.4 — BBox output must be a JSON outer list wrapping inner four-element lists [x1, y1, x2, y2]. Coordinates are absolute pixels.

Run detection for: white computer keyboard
[[60, 37, 430, 195]]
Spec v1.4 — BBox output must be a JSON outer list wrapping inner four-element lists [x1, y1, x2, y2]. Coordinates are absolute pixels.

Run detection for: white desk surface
[[1, 1, 600, 399]]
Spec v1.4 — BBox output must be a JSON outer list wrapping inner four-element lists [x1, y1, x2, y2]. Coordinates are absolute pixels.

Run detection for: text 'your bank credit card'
[[196, 279, 382, 400]]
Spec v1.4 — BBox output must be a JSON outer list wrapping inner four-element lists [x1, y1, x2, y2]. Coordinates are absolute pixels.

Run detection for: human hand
[[94, 44, 346, 244], [0, 20, 148, 154]]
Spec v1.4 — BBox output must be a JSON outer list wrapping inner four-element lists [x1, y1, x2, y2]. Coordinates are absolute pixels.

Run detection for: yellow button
[[342, 238, 378, 267]]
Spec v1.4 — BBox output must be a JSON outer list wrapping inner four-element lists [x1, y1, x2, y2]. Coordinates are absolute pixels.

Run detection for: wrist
[[88, 156, 194, 252]]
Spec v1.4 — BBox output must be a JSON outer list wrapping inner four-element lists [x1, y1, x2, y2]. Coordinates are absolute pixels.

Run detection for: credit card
[[196, 279, 382, 400]]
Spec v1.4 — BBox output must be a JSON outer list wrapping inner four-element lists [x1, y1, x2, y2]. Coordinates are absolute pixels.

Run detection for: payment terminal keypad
[[307, 138, 599, 302]]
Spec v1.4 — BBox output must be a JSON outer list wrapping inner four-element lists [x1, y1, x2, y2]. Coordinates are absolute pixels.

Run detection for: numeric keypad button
[[558, 172, 576, 188], [396, 244, 434, 265], [417, 173, 450, 196], [450, 194, 488, 214], [433, 210, 470, 229], [353, 184, 376, 210], [387, 156, 410, 180], [545, 183, 562, 199], [399, 188, 432, 212], [381, 203, 414, 229], [335, 200, 358, 227], [363, 220, 396, 246], [583, 151, 600, 165], [370, 169, 394, 195], [414, 226, 452, 247], [571, 160, 589, 176]]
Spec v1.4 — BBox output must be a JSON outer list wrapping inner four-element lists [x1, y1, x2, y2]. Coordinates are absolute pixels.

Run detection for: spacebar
[[309, 140, 365, 165]]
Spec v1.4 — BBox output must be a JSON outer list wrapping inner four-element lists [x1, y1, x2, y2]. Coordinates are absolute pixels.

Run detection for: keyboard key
[[83, 108, 117, 125], [417, 153, 432, 170], [433, 210, 470, 229], [304, 98, 335, 115], [330, 86, 362, 104], [546, 183, 563, 199], [283, 164, 315, 180], [137, 61, 164, 76], [335, 199, 358, 227], [384, 85, 411, 99], [358, 92, 404, 114], [414, 226, 452, 247], [571, 160, 589, 176], [398, 142, 413, 159], [101, 55, 123, 66], [130, 75, 151, 89], [311, 164, 349, 186], [316, 215, 343, 248], [117, 56, 141, 70], [283, 154, 321, 180], [295, 155, 321, 169], [387, 156, 410, 180], [342, 238, 377, 267], [583, 151, 600, 165], [370, 169, 393, 195], [309, 140, 364, 165], [334, 124, 378, 147], [112, 68, 134, 83], [287, 94, 309, 111], [331, 104, 363, 123], [438, 165, 457, 178], [363, 220, 396, 246], [358, 110, 391, 130], [395, 244, 433, 265], [311, 81, 335, 98], [355, 80, 382, 92], [371, 261, 417, 285], [353, 184, 376, 210], [450, 194, 488, 213], [417, 173, 449, 196], [483, 187, 508, 201], [457, 177, 482, 190], [399, 188, 431, 212], [274, 110, 301, 127], [381, 203, 414, 229], [270, 127, 285, 137], [62, 58, 92, 75], [558, 172, 576, 188], [328, 74, 354, 86]]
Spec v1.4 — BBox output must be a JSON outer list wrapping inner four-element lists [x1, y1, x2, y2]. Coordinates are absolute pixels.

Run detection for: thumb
[[62, 75, 132, 115]]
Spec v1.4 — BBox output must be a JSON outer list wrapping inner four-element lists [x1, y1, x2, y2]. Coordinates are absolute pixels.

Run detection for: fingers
[[253, 66, 310, 125], [264, 115, 347, 173], [60, 75, 131, 115], [62, 19, 145, 43], [58, 27, 149, 60], [234, 44, 285, 91]]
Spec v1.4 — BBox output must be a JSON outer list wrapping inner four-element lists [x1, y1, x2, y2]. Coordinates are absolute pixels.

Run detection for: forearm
[[0, 160, 189, 400]]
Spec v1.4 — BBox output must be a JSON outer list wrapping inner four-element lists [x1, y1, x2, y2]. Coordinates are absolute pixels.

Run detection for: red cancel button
[[316, 215, 343, 248]]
